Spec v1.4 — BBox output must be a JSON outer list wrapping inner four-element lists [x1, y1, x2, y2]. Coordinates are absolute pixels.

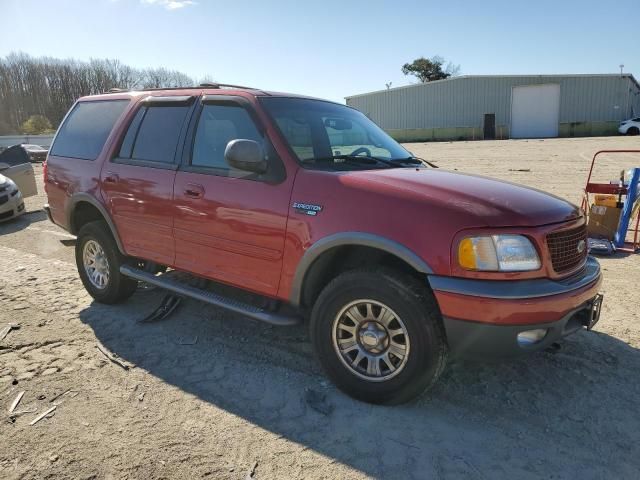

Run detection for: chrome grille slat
[[546, 225, 588, 273]]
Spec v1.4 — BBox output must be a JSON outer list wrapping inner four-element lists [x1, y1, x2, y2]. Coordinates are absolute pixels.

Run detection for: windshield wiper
[[392, 156, 439, 168], [301, 154, 400, 168]]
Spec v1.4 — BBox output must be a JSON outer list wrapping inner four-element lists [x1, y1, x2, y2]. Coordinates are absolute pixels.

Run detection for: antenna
[[385, 82, 392, 90], [619, 64, 624, 75]]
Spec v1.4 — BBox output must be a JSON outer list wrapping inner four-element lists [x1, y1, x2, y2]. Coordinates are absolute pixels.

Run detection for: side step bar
[[120, 265, 301, 326]]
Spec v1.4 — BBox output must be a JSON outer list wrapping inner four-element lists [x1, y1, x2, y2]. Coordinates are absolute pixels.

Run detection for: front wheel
[[310, 269, 448, 404], [75, 221, 138, 304], [627, 127, 639, 136]]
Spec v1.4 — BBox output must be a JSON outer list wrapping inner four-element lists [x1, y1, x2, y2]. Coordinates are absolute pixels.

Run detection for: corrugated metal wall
[[346, 75, 640, 131]]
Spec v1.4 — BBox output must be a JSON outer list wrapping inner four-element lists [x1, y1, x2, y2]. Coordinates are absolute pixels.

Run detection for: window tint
[[260, 97, 408, 166], [51, 100, 129, 160], [118, 108, 145, 158], [274, 116, 314, 160], [126, 105, 190, 163], [192, 104, 262, 169]]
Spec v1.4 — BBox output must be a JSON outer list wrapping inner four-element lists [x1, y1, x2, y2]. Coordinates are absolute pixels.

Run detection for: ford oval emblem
[[577, 239, 586, 254]]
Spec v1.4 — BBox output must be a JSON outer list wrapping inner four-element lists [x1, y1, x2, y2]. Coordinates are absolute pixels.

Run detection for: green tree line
[[0, 52, 196, 135]]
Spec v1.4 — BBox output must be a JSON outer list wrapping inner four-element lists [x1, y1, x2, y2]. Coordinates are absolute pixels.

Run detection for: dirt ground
[[1, 136, 639, 480]]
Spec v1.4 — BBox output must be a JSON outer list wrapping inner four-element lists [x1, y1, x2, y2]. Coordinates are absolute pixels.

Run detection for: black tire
[[310, 268, 448, 405], [75, 221, 137, 304], [627, 127, 639, 136]]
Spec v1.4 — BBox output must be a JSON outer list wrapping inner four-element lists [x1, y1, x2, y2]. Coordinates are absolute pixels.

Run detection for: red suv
[[44, 84, 603, 404]]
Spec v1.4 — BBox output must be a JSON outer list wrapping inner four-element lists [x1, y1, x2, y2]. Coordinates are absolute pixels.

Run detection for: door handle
[[184, 183, 205, 198], [104, 172, 119, 183]]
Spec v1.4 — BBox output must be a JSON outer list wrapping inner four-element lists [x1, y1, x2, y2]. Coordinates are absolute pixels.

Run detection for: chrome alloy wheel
[[83, 239, 110, 289], [332, 300, 410, 382]]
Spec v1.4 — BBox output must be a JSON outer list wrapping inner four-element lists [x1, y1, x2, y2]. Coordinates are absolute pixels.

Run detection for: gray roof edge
[[345, 73, 639, 100]]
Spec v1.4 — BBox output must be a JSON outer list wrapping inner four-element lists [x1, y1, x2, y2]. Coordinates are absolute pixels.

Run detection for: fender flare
[[289, 232, 433, 306], [67, 193, 126, 254]]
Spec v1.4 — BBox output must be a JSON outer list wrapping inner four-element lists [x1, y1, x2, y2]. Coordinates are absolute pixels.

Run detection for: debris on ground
[[96, 342, 134, 370], [139, 294, 182, 323], [0, 323, 20, 342], [49, 389, 71, 404], [29, 406, 57, 426], [304, 388, 334, 416], [509, 168, 531, 172], [8, 407, 38, 421], [138, 392, 145, 402], [8, 391, 25, 413], [49, 389, 78, 405], [245, 460, 258, 479]]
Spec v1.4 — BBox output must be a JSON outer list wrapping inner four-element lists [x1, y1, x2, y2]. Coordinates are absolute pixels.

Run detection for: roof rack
[[198, 82, 260, 90], [103, 83, 260, 94]]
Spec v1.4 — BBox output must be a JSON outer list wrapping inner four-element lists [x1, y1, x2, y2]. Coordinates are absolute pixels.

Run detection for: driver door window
[[191, 104, 263, 172]]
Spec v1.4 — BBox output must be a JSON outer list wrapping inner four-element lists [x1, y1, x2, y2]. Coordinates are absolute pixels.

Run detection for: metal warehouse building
[[345, 74, 640, 141]]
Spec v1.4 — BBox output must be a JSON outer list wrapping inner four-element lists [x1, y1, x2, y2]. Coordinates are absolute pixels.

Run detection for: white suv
[[619, 117, 640, 135]]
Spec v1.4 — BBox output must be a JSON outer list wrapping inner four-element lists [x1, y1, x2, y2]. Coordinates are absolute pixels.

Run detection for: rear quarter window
[[50, 100, 129, 160]]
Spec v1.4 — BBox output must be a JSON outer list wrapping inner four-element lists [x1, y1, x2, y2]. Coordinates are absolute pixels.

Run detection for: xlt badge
[[292, 202, 323, 216]]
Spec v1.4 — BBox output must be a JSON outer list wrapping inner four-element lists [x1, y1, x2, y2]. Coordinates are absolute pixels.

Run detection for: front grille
[[0, 194, 8, 205], [546, 225, 588, 274]]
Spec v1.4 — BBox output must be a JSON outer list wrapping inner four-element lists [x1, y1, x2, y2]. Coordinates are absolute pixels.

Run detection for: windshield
[[260, 97, 413, 170]]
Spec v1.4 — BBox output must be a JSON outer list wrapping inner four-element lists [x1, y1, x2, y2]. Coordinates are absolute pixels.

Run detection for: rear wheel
[[310, 268, 448, 404], [75, 221, 138, 304]]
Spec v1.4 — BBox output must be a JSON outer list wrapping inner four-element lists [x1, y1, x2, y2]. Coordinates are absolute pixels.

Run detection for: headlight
[[458, 234, 541, 272]]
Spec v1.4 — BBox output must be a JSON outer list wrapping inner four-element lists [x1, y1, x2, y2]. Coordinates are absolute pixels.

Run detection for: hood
[[345, 168, 581, 228]]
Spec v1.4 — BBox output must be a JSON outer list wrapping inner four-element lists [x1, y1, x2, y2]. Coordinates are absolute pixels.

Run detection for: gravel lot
[[1, 136, 639, 479]]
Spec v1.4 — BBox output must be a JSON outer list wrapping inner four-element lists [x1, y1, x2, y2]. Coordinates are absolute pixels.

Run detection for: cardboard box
[[594, 194, 618, 208], [588, 205, 622, 240]]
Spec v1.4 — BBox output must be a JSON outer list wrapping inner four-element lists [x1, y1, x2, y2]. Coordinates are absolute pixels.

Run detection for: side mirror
[[0, 162, 9, 171], [224, 139, 267, 174]]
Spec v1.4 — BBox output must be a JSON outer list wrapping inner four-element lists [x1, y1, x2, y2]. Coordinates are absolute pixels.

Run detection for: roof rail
[[102, 83, 261, 94], [198, 82, 260, 90]]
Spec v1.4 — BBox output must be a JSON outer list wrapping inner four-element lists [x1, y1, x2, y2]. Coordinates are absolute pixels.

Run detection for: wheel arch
[[68, 193, 125, 254], [290, 232, 433, 308]]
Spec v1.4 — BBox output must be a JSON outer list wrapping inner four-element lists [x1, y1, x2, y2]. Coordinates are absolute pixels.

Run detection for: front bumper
[[429, 257, 602, 358], [0, 191, 25, 223]]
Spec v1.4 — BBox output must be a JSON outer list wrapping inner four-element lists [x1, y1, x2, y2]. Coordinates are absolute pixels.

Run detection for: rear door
[[172, 95, 291, 296], [100, 95, 195, 266]]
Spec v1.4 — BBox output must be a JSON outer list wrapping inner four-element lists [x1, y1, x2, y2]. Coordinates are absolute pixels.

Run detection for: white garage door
[[511, 84, 560, 138]]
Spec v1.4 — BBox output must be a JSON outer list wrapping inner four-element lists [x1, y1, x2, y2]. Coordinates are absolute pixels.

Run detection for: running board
[[120, 265, 301, 326]]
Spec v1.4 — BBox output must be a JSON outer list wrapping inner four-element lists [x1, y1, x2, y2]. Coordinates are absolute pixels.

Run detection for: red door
[[100, 96, 194, 266], [172, 98, 292, 297]]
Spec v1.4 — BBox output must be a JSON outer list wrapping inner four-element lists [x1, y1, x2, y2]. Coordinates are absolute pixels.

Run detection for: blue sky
[[0, 0, 636, 103]]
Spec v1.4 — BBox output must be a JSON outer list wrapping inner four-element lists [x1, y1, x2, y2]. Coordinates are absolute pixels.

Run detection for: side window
[[191, 104, 263, 170], [118, 105, 190, 164], [51, 100, 129, 160]]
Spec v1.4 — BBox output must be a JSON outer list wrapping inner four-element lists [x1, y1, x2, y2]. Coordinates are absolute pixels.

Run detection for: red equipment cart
[[581, 150, 640, 253]]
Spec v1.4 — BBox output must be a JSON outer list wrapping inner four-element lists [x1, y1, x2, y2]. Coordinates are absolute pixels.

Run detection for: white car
[[0, 147, 38, 223], [619, 117, 640, 135]]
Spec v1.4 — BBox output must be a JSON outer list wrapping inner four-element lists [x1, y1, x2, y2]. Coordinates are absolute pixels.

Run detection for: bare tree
[[0, 52, 197, 134]]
